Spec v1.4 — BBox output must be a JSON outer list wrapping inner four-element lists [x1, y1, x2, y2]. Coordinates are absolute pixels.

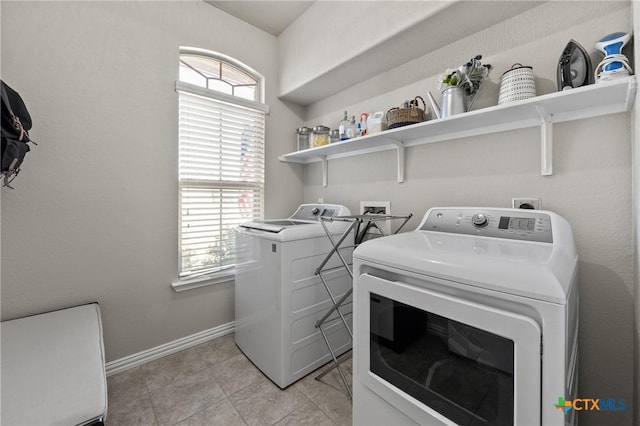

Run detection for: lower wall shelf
[[279, 76, 637, 186]]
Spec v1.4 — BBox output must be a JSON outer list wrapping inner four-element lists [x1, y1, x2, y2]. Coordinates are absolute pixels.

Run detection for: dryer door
[[356, 273, 541, 426]]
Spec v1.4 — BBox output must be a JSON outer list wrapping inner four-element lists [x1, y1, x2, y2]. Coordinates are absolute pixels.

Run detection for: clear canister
[[310, 125, 330, 147], [329, 129, 340, 144], [296, 127, 311, 151]]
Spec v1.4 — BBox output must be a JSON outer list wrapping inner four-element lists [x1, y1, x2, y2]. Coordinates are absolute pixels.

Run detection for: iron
[[557, 39, 593, 91]]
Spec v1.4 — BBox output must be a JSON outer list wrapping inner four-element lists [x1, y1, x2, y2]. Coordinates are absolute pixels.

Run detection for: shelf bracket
[[394, 141, 405, 183], [536, 105, 553, 176], [321, 156, 328, 188]]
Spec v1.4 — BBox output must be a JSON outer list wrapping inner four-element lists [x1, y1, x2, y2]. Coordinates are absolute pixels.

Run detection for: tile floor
[[106, 333, 353, 426]]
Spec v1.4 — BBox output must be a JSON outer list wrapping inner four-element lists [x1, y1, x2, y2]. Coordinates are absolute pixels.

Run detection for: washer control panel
[[420, 208, 553, 243], [291, 204, 345, 221]]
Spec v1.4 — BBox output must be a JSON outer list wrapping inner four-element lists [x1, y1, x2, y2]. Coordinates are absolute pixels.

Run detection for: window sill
[[171, 270, 235, 292]]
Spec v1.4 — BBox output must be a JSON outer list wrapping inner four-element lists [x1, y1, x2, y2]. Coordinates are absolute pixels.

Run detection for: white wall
[[277, 0, 540, 105], [0, 1, 303, 361], [295, 2, 634, 425], [633, 2, 640, 423]]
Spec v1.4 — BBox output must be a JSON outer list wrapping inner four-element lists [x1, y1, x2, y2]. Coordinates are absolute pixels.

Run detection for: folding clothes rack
[[314, 213, 413, 398]]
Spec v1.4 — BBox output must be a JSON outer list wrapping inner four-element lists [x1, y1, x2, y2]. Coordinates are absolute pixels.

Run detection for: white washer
[[352, 207, 579, 426], [235, 203, 353, 388]]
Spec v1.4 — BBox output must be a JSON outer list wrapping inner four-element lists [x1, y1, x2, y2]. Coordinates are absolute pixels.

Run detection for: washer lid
[[238, 203, 352, 238], [238, 220, 352, 241], [239, 203, 351, 233], [239, 220, 312, 233], [354, 227, 577, 304]]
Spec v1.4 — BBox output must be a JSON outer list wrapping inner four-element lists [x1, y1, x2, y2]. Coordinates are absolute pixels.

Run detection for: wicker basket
[[386, 96, 427, 129]]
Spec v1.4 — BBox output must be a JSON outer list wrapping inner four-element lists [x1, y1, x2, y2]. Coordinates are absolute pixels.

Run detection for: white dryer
[[352, 207, 579, 426], [235, 203, 353, 388]]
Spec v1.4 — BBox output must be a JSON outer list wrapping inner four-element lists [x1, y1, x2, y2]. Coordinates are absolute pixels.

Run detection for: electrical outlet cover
[[512, 198, 541, 210]]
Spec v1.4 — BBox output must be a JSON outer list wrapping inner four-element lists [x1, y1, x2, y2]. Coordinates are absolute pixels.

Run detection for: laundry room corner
[[294, 2, 636, 425]]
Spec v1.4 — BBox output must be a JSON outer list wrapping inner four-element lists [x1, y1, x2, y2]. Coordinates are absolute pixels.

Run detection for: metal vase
[[440, 86, 467, 118]]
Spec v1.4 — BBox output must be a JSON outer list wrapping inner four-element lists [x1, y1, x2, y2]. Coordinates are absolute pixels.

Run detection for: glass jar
[[339, 111, 349, 141], [296, 127, 311, 151], [346, 116, 357, 139], [310, 125, 330, 147], [329, 129, 340, 144]]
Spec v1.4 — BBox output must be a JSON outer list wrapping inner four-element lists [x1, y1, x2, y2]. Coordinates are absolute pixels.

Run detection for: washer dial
[[472, 213, 489, 227]]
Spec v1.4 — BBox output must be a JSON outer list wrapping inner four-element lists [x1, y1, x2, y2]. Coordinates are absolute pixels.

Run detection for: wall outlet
[[360, 201, 391, 235], [512, 198, 541, 210]]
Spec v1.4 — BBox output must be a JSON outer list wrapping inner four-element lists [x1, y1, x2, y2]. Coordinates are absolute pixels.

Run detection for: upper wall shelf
[[279, 76, 637, 186]]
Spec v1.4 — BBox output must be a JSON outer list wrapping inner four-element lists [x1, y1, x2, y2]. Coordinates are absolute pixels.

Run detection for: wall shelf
[[279, 76, 637, 186]]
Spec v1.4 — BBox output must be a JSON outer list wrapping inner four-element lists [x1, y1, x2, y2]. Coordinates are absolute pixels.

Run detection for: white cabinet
[[279, 76, 637, 187]]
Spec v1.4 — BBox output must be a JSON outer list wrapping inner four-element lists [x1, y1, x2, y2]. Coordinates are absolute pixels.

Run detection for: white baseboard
[[105, 321, 235, 376]]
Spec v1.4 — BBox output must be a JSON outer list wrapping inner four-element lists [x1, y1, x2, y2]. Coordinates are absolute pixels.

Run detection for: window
[[176, 47, 267, 281]]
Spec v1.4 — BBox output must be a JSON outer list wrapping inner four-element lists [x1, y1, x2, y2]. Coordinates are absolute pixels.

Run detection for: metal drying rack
[[313, 213, 413, 398]]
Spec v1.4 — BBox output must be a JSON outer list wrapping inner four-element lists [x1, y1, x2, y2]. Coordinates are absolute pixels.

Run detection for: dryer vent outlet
[[363, 206, 386, 214], [512, 198, 541, 210], [360, 201, 391, 235]]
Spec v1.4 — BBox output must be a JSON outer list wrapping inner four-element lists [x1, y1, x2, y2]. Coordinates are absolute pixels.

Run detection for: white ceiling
[[205, 1, 315, 36]]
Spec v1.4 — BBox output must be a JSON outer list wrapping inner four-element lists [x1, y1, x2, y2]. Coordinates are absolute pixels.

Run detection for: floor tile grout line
[[212, 354, 272, 398], [168, 358, 260, 425], [168, 394, 232, 426], [105, 367, 159, 425], [226, 393, 251, 426], [266, 392, 314, 426], [304, 373, 353, 425], [146, 364, 230, 425], [304, 395, 340, 426], [141, 366, 161, 426]]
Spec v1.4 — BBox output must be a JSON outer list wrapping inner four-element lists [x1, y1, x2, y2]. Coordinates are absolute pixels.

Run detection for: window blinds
[[178, 90, 265, 278]]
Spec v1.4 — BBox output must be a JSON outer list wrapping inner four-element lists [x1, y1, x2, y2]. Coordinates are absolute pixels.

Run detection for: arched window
[[179, 50, 262, 102], [175, 47, 268, 284]]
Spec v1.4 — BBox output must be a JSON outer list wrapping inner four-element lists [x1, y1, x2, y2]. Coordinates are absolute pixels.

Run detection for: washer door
[[356, 273, 541, 426]]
